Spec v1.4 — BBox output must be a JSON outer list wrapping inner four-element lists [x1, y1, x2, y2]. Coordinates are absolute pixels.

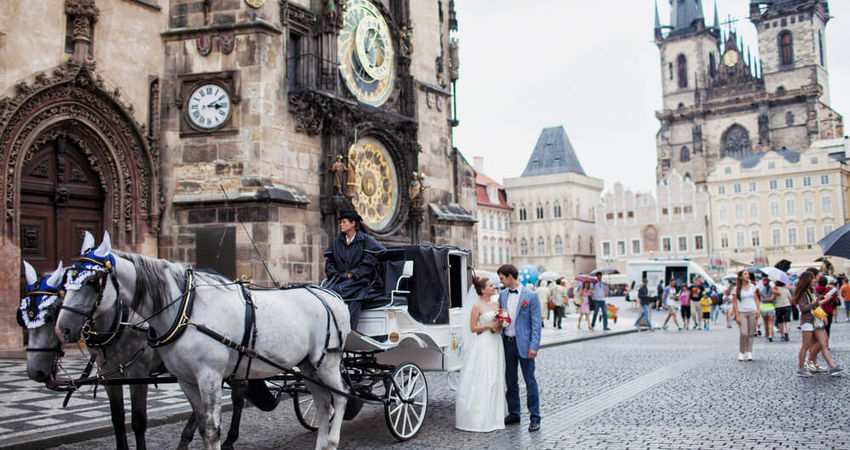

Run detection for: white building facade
[[473, 157, 512, 271], [595, 172, 711, 275]]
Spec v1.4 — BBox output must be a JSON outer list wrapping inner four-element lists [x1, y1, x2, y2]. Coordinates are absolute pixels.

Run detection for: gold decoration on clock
[[244, 0, 265, 8], [347, 138, 398, 231]]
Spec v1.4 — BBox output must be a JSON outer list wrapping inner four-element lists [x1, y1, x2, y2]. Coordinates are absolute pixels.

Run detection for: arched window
[[554, 236, 563, 254], [709, 52, 717, 78], [818, 30, 824, 66], [518, 206, 527, 221], [722, 125, 752, 160], [520, 238, 528, 256], [536, 204, 544, 220], [677, 54, 688, 88], [537, 237, 545, 255], [589, 237, 594, 254], [779, 31, 793, 66], [553, 201, 562, 218], [577, 235, 583, 253], [680, 146, 690, 162]]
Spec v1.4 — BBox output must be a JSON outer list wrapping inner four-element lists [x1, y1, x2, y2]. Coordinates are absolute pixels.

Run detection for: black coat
[[324, 231, 386, 301]]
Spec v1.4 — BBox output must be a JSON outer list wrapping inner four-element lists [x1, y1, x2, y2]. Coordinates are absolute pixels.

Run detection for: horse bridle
[[60, 256, 119, 323], [19, 286, 65, 356]]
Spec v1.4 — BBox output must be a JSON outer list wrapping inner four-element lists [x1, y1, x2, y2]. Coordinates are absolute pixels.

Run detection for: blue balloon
[[518, 265, 539, 286]]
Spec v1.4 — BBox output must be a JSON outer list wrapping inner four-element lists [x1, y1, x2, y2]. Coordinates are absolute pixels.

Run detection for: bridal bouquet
[[491, 309, 511, 333]]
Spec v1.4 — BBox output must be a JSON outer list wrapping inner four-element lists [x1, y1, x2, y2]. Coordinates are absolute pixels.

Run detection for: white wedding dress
[[455, 302, 506, 432]]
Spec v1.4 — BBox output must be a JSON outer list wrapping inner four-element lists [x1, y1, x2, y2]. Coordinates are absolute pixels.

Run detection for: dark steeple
[[670, 0, 705, 30], [521, 126, 586, 177]]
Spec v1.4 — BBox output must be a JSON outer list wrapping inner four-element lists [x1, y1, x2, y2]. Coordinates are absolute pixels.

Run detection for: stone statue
[[408, 171, 420, 204], [345, 157, 357, 197], [331, 155, 346, 195], [400, 25, 414, 57]]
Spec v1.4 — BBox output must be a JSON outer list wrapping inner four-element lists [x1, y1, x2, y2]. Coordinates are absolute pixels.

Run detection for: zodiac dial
[[338, 0, 395, 107], [347, 137, 398, 231]]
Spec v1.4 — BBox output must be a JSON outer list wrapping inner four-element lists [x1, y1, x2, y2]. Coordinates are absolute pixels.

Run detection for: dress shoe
[[504, 415, 520, 425], [528, 420, 540, 432]]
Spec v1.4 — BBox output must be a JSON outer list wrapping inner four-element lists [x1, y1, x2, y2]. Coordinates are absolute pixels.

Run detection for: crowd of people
[[525, 268, 848, 377]]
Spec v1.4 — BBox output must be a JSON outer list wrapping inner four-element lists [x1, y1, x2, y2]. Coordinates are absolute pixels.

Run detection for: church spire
[[670, 0, 705, 31], [713, 1, 720, 30], [654, 0, 662, 40]]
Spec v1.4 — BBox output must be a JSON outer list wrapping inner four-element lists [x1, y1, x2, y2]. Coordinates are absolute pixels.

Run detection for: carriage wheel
[[293, 392, 319, 432], [384, 363, 428, 441]]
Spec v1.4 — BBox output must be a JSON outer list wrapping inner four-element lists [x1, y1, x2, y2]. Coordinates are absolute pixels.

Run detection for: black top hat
[[339, 209, 362, 222]]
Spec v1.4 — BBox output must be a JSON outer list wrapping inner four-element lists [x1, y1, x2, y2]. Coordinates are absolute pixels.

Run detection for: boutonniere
[[521, 300, 528, 308]]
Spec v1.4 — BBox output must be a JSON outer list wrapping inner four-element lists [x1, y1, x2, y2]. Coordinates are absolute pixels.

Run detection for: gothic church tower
[[654, 0, 843, 185]]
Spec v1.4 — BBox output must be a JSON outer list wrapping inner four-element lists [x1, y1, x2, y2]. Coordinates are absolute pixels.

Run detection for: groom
[[497, 264, 542, 432]]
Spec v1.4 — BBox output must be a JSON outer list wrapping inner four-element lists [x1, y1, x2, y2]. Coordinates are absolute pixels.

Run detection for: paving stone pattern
[[45, 319, 850, 449]]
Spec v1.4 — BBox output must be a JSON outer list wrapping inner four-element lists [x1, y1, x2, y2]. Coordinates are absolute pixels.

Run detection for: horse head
[[56, 231, 119, 344], [20, 260, 65, 383]]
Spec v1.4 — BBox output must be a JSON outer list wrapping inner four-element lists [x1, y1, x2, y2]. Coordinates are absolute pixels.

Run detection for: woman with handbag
[[577, 282, 592, 330], [795, 271, 845, 377], [732, 270, 760, 361]]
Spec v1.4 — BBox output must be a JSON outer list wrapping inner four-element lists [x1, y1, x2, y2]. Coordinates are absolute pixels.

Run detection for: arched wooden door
[[19, 137, 104, 276]]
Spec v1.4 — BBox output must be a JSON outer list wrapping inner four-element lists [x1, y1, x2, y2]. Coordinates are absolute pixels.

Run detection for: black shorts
[[681, 307, 691, 319], [702, 312, 711, 320], [776, 306, 793, 324]]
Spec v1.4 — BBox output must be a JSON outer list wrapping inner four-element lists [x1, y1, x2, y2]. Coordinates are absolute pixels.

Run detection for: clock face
[[347, 137, 398, 231], [338, 0, 395, 107], [722, 50, 739, 67], [186, 83, 231, 130]]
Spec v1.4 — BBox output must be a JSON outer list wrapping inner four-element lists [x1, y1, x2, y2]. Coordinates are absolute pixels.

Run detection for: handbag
[[813, 306, 828, 320], [547, 299, 555, 310]]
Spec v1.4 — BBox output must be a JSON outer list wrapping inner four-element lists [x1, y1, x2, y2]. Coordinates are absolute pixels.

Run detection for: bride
[[455, 276, 506, 432]]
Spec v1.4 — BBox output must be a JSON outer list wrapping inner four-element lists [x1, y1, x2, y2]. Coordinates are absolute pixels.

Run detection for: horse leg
[[222, 380, 247, 450], [317, 354, 347, 450], [129, 384, 149, 450], [195, 374, 224, 449], [176, 410, 198, 450], [301, 364, 331, 450], [178, 380, 210, 449], [105, 384, 130, 450]]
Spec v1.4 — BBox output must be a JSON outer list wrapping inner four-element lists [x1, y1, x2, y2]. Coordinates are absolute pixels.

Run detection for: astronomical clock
[[347, 137, 399, 232], [338, 0, 396, 107]]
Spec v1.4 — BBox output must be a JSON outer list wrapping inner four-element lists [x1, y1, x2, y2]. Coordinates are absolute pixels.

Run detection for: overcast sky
[[452, 0, 850, 194]]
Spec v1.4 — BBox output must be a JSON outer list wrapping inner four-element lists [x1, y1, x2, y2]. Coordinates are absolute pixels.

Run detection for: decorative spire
[[670, 0, 705, 31], [655, 0, 661, 30], [713, 1, 720, 30]]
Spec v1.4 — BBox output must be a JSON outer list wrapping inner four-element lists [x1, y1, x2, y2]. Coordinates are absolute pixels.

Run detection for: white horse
[[56, 232, 350, 450]]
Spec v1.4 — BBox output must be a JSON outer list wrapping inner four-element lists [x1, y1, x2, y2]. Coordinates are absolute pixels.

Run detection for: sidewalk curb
[[540, 327, 639, 348]]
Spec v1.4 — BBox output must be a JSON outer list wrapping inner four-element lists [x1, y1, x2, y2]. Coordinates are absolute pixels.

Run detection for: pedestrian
[[661, 279, 682, 330], [688, 277, 704, 330], [732, 270, 760, 361], [820, 279, 839, 338], [536, 281, 551, 328], [840, 277, 850, 322], [759, 277, 777, 342], [795, 271, 845, 377], [699, 292, 712, 331], [773, 281, 793, 341], [635, 279, 653, 330], [552, 279, 566, 329], [709, 285, 721, 324], [679, 286, 692, 329], [577, 282, 592, 330], [628, 281, 639, 310], [723, 282, 735, 328], [590, 273, 610, 331]]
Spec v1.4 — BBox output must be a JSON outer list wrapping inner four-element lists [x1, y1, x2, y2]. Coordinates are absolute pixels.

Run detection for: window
[[677, 54, 688, 88], [520, 239, 528, 256], [749, 202, 759, 218], [489, 215, 494, 229], [725, 167, 732, 174], [710, 52, 717, 77], [802, 176, 812, 187], [811, 157, 819, 165], [769, 179, 778, 190], [617, 212, 624, 219], [662, 208, 669, 215], [605, 212, 614, 221], [785, 178, 794, 189], [779, 31, 793, 66], [822, 195, 833, 213], [577, 236, 583, 253], [786, 198, 796, 215], [537, 237, 545, 255], [506, 248, 511, 261], [751, 230, 760, 247], [631, 239, 641, 255], [553, 203, 562, 218], [718, 185, 726, 195], [491, 246, 496, 264], [722, 125, 752, 159], [769, 162, 776, 169], [720, 232, 729, 249], [616, 240, 625, 256], [824, 224, 834, 237], [805, 226, 816, 244], [674, 206, 682, 214], [733, 183, 742, 194], [819, 30, 825, 66], [694, 235, 704, 251], [554, 236, 563, 254], [788, 228, 797, 245], [669, 62, 674, 80], [536, 205, 544, 220], [734, 204, 743, 220], [803, 197, 815, 214], [519, 207, 527, 221], [627, 211, 634, 218], [684, 206, 692, 214], [770, 200, 780, 217], [718, 205, 728, 220], [736, 231, 746, 248], [678, 236, 687, 252], [821, 174, 830, 185], [748, 182, 757, 192], [483, 246, 489, 264], [772, 228, 782, 246], [602, 241, 611, 257], [498, 247, 503, 264], [662, 237, 672, 252], [680, 146, 690, 162]]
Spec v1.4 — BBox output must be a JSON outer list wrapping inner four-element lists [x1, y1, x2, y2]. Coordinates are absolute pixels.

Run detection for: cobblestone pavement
[[46, 319, 850, 449]]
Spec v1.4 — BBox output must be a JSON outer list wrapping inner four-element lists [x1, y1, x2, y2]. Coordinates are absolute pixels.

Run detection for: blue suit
[[500, 286, 542, 423]]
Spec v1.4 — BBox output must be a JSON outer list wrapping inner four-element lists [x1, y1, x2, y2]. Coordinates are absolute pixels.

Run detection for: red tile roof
[[476, 172, 512, 210]]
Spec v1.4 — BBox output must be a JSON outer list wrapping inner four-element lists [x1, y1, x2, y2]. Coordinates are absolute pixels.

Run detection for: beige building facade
[[472, 157, 511, 271], [0, 0, 474, 350], [504, 126, 603, 277], [595, 171, 711, 275], [706, 146, 850, 271]]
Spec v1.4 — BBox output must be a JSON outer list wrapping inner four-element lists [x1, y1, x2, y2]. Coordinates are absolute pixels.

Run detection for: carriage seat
[[361, 260, 413, 310]]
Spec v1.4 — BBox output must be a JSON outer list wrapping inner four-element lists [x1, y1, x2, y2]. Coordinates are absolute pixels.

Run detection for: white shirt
[[737, 284, 758, 313], [345, 231, 356, 245], [504, 285, 522, 337]]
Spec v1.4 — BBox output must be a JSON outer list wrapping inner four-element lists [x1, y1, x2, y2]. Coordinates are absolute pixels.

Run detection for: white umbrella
[[538, 271, 561, 282], [760, 267, 790, 286]]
